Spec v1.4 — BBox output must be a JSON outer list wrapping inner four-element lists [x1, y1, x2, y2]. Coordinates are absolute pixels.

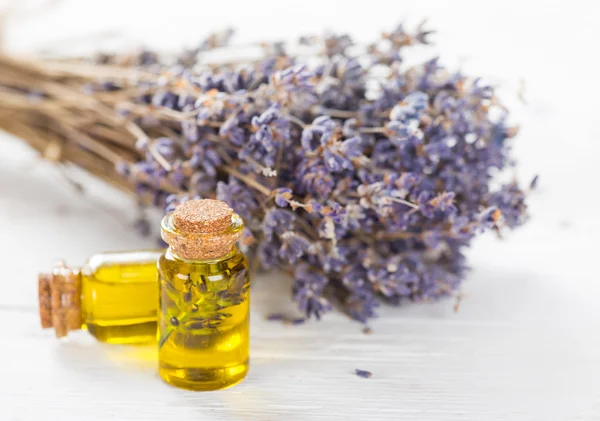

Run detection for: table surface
[[1, 1, 600, 420]]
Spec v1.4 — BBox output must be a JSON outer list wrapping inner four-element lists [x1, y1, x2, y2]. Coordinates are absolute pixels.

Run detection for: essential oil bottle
[[38, 250, 162, 343], [158, 199, 250, 391]]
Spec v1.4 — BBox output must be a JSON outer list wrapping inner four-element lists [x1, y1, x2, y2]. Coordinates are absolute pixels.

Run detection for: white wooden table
[[1, 1, 600, 419]]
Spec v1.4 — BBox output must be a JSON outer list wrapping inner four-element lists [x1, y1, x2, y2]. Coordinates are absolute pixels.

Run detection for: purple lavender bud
[[153, 137, 179, 162], [293, 263, 331, 319], [182, 120, 200, 143], [530, 175, 539, 190], [189, 172, 216, 195], [279, 232, 313, 263], [296, 161, 334, 199], [323, 148, 352, 172], [271, 65, 315, 94], [274, 188, 293, 207], [342, 118, 359, 137], [340, 136, 362, 158], [169, 168, 186, 187], [165, 194, 179, 205], [478, 206, 501, 228], [432, 192, 457, 215], [423, 230, 443, 249], [488, 183, 526, 228], [263, 208, 296, 241], [354, 369, 372, 378], [390, 92, 429, 122], [322, 201, 346, 224], [266, 313, 285, 321], [135, 137, 149, 151], [345, 290, 378, 323], [115, 161, 130, 176], [301, 116, 338, 151], [304, 200, 323, 214], [258, 241, 280, 270], [220, 113, 246, 146]]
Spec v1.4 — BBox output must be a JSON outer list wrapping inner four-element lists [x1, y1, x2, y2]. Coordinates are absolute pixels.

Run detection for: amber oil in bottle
[[158, 199, 250, 391], [39, 250, 161, 343]]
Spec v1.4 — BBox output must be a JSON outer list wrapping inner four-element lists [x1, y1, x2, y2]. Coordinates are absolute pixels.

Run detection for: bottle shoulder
[[160, 247, 248, 275], [83, 250, 163, 284]]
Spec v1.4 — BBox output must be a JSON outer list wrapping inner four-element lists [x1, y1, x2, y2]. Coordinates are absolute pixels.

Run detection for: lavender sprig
[[0, 22, 529, 323]]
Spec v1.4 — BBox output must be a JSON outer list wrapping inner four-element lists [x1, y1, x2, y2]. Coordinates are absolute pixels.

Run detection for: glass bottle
[[158, 199, 250, 391], [38, 250, 162, 343]]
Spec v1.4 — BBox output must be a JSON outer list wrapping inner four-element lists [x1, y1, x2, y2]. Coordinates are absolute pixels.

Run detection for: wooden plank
[[2, 117, 600, 421], [2, 298, 599, 420]]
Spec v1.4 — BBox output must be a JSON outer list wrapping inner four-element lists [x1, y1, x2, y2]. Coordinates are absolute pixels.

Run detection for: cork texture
[[162, 199, 242, 260], [172, 199, 233, 234], [38, 263, 82, 338]]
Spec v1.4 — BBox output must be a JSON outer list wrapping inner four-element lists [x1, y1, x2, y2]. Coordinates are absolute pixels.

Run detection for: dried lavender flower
[[0, 20, 530, 324]]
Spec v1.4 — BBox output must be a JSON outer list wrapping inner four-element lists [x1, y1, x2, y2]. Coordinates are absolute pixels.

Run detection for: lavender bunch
[[0, 22, 529, 322]]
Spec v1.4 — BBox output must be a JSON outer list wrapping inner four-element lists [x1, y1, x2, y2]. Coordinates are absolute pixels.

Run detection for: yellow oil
[[158, 247, 250, 390], [80, 250, 161, 344]]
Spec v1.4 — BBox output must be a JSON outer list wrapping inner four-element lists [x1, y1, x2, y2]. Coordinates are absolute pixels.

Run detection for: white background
[[1, 0, 599, 419]]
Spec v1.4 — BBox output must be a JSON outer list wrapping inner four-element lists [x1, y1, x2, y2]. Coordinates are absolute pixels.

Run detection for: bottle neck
[[166, 244, 238, 263], [161, 212, 244, 260]]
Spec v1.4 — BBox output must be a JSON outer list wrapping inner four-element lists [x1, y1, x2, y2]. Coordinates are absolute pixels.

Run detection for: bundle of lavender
[[0, 23, 528, 322]]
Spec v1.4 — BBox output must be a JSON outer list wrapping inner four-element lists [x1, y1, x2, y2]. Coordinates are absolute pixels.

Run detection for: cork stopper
[[172, 199, 233, 234], [38, 262, 82, 338], [161, 199, 243, 260]]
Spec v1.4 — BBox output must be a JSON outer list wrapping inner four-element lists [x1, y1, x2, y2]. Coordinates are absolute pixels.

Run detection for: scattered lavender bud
[[355, 369, 372, 378], [530, 174, 539, 190], [266, 313, 306, 325], [266, 313, 285, 321]]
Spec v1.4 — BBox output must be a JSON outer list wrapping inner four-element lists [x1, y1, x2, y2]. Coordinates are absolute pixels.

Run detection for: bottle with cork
[[38, 250, 162, 343], [158, 199, 250, 391]]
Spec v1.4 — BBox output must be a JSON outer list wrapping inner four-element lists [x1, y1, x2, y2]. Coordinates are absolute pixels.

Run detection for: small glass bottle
[[158, 199, 250, 391], [38, 250, 162, 343]]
